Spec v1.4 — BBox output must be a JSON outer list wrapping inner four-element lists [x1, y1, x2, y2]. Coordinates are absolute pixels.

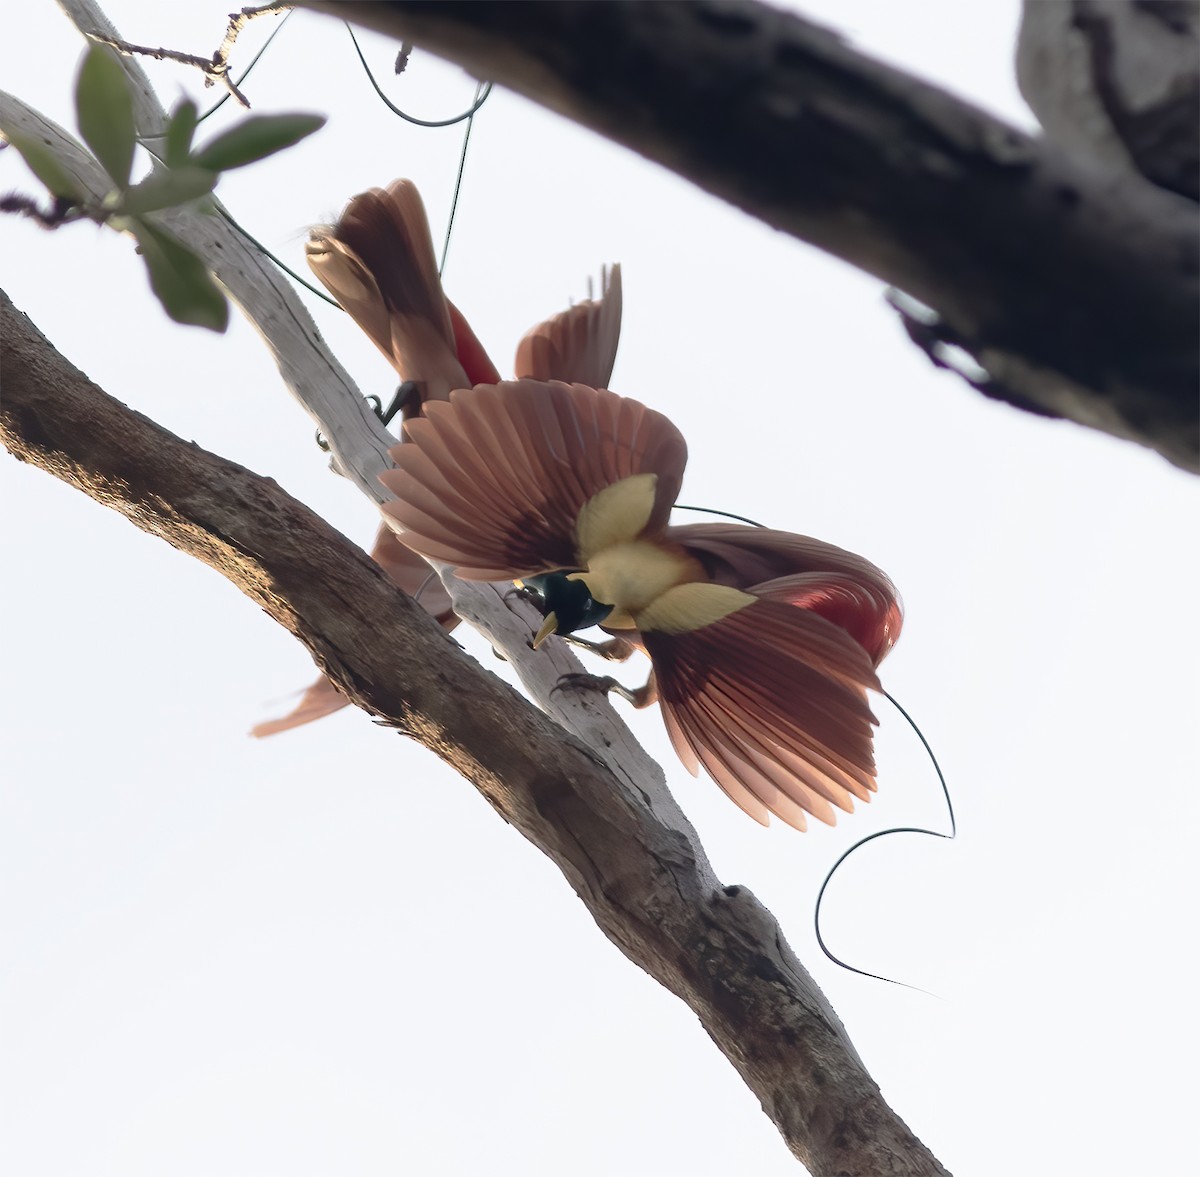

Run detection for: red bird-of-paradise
[[379, 380, 903, 831], [253, 180, 622, 735]]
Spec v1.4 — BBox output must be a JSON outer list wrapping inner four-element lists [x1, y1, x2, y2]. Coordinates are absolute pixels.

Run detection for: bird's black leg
[[378, 380, 420, 427]]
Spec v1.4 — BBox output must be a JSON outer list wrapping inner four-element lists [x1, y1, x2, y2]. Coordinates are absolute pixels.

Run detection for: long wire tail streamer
[[675, 503, 957, 990], [439, 80, 485, 277], [813, 689, 956, 990]]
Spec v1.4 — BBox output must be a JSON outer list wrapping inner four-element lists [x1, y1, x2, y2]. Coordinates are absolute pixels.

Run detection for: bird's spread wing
[[305, 180, 479, 405], [639, 586, 882, 830], [380, 380, 687, 580], [668, 522, 902, 666], [514, 265, 623, 390]]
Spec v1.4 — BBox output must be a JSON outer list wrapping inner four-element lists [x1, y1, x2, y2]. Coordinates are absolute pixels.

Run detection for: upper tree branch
[[0, 287, 949, 1177], [302, 0, 1199, 473]]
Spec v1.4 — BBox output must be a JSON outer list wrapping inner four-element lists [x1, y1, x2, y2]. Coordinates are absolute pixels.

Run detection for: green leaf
[[163, 99, 199, 168], [120, 165, 218, 214], [75, 44, 137, 189], [1, 129, 83, 200], [132, 217, 229, 332], [191, 113, 325, 172]]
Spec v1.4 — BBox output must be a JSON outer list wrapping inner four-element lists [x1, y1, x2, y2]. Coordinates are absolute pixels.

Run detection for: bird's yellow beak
[[532, 612, 558, 649]]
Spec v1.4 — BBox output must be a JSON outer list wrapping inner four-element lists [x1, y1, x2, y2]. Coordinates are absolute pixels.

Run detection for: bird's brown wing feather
[[514, 265, 623, 389], [669, 522, 902, 666], [380, 380, 687, 579], [641, 594, 880, 829], [250, 676, 349, 739]]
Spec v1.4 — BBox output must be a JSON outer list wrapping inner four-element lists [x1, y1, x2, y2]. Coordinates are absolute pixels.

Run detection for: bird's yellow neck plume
[[574, 474, 658, 561], [572, 542, 699, 617]]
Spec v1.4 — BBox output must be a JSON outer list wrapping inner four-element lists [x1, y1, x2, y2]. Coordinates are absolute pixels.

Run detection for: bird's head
[[519, 573, 614, 649]]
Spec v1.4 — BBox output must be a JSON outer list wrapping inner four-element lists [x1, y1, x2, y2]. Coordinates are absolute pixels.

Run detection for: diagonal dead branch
[[1, 285, 950, 1177]]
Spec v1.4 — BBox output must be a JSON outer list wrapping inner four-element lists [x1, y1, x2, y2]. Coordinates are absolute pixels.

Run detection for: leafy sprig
[[0, 44, 324, 331]]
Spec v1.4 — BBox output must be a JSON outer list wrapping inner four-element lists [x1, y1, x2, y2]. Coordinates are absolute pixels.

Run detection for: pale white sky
[[2, 3, 1197, 1175]]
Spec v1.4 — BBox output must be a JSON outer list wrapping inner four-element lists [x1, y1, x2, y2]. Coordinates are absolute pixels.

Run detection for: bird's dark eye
[[522, 572, 613, 635]]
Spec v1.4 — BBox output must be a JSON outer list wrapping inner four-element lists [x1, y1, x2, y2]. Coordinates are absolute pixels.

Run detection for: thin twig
[[0, 191, 84, 229], [196, 7, 296, 124], [213, 3, 294, 75], [88, 32, 252, 107], [88, 7, 291, 110]]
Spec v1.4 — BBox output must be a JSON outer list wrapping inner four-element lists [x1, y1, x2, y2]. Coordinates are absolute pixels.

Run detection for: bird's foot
[[315, 381, 419, 451], [551, 672, 655, 709], [560, 634, 637, 662], [504, 583, 540, 609]]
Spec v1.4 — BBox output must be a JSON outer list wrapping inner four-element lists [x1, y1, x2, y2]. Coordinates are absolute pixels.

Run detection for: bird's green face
[[520, 573, 614, 648]]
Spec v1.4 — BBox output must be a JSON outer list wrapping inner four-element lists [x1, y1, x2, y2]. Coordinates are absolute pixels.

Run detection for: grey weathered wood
[[1018, 0, 1199, 200]]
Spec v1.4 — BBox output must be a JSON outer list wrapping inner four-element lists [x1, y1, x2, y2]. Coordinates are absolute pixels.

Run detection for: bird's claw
[[561, 634, 637, 662], [315, 382, 417, 452], [504, 584, 539, 608], [551, 672, 636, 706]]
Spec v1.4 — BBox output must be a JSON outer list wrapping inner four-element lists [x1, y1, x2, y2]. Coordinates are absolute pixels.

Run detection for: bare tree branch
[[87, 31, 254, 107], [300, 0, 1199, 473], [0, 285, 950, 1177]]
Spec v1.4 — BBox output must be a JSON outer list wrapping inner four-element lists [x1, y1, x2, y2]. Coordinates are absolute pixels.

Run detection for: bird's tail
[[306, 180, 492, 410]]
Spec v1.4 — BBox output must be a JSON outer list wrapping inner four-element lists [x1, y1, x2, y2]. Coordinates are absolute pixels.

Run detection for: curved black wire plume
[[814, 689, 955, 990], [345, 24, 493, 128], [673, 503, 957, 988], [673, 504, 767, 528], [183, 14, 492, 311]]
